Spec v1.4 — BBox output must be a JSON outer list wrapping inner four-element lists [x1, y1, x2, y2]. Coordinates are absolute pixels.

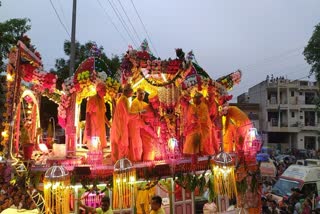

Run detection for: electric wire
[[109, 0, 139, 46], [245, 52, 302, 74], [242, 46, 304, 70], [235, 65, 311, 93], [231, 64, 313, 100], [96, 0, 129, 46], [49, 0, 70, 38], [106, 0, 139, 47], [116, 0, 142, 44], [129, 0, 159, 57], [57, 0, 70, 32], [227, 45, 311, 100], [247, 62, 310, 79], [232, 73, 314, 102]]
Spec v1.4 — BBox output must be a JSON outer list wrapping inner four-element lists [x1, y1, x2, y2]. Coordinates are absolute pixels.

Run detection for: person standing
[[129, 88, 148, 161], [110, 84, 140, 162], [83, 83, 110, 149], [181, 92, 213, 156], [80, 196, 113, 214], [129, 88, 157, 161], [141, 195, 166, 214]]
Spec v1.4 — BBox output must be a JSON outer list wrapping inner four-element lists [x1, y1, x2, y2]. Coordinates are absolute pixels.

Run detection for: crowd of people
[[79, 195, 166, 214], [0, 181, 37, 213], [260, 149, 320, 214], [261, 189, 315, 214]]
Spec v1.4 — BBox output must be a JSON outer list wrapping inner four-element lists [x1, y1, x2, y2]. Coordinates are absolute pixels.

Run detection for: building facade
[[239, 77, 320, 151]]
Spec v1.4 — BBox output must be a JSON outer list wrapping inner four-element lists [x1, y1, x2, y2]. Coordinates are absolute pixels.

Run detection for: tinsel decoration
[[113, 158, 136, 210], [157, 83, 180, 112], [44, 165, 70, 214], [211, 115, 237, 198], [212, 164, 237, 198]]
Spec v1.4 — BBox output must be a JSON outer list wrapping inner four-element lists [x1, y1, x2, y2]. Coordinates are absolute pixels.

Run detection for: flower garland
[[74, 70, 97, 103], [104, 77, 120, 101], [19, 45, 57, 93], [216, 69, 242, 91], [57, 71, 120, 127], [137, 180, 159, 191], [41, 89, 61, 104], [139, 68, 184, 87], [58, 77, 74, 127]]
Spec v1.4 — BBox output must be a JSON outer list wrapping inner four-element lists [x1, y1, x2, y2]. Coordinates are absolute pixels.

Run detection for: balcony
[[266, 99, 289, 109], [266, 120, 300, 133], [301, 123, 320, 131], [266, 79, 294, 88], [299, 81, 318, 90]]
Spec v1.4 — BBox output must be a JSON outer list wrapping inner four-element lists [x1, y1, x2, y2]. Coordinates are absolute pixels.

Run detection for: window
[[291, 91, 294, 97], [305, 136, 316, 150], [302, 183, 317, 198], [291, 112, 295, 117], [299, 92, 303, 96], [305, 111, 315, 126], [305, 92, 315, 104]]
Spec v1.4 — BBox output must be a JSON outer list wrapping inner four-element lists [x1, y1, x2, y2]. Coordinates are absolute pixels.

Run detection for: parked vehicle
[[275, 154, 296, 165], [296, 149, 309, 159], [260, 158, 277, 178], [271, 159, 320, 204]]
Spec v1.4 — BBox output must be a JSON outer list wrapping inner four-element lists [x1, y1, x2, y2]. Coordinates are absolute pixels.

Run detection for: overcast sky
[[1, 0, 320, 101]]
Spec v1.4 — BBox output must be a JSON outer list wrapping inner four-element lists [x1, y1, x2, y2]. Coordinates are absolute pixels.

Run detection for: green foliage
[[236, 178, 248, 195], [52, 40, 121, 89], [0, 18, 31, 68], [303, 23, 320, 84], [0, 18, 31, 125], [251, 174, 258, 193], [29, 171, 42, 188], [175, 170, 208, 195], [20, 126, 31, 144], [207, 175, 216, 202]]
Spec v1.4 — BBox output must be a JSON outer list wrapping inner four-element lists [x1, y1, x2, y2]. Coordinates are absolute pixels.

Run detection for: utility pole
[[69, 0, 77, 76]]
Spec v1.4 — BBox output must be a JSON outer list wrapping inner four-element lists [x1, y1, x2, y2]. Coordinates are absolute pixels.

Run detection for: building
[[239, 77, 320, 151], [229, 102, 260, 131]]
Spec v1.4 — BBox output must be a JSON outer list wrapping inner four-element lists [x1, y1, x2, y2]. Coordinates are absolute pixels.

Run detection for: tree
[[303, 23, 320, 84], [0, 18, 31, 69], [52, 40, 121, 89], [304, 23, 320, 112], [0, 18, 31, 127]]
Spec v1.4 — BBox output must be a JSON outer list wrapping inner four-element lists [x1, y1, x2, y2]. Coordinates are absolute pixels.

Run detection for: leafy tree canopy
[[304, 23, 320, 112], [303, 23, 320, 83], [52, 40, 121, 89], [0, 18, 31, 68]]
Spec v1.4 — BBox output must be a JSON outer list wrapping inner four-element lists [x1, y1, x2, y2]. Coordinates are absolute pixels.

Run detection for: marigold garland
[[112, 169, 136, 209], [212, 165, 237, 198]]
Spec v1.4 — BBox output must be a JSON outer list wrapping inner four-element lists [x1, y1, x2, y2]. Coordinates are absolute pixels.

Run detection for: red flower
[[136, 51, 150, 60]]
